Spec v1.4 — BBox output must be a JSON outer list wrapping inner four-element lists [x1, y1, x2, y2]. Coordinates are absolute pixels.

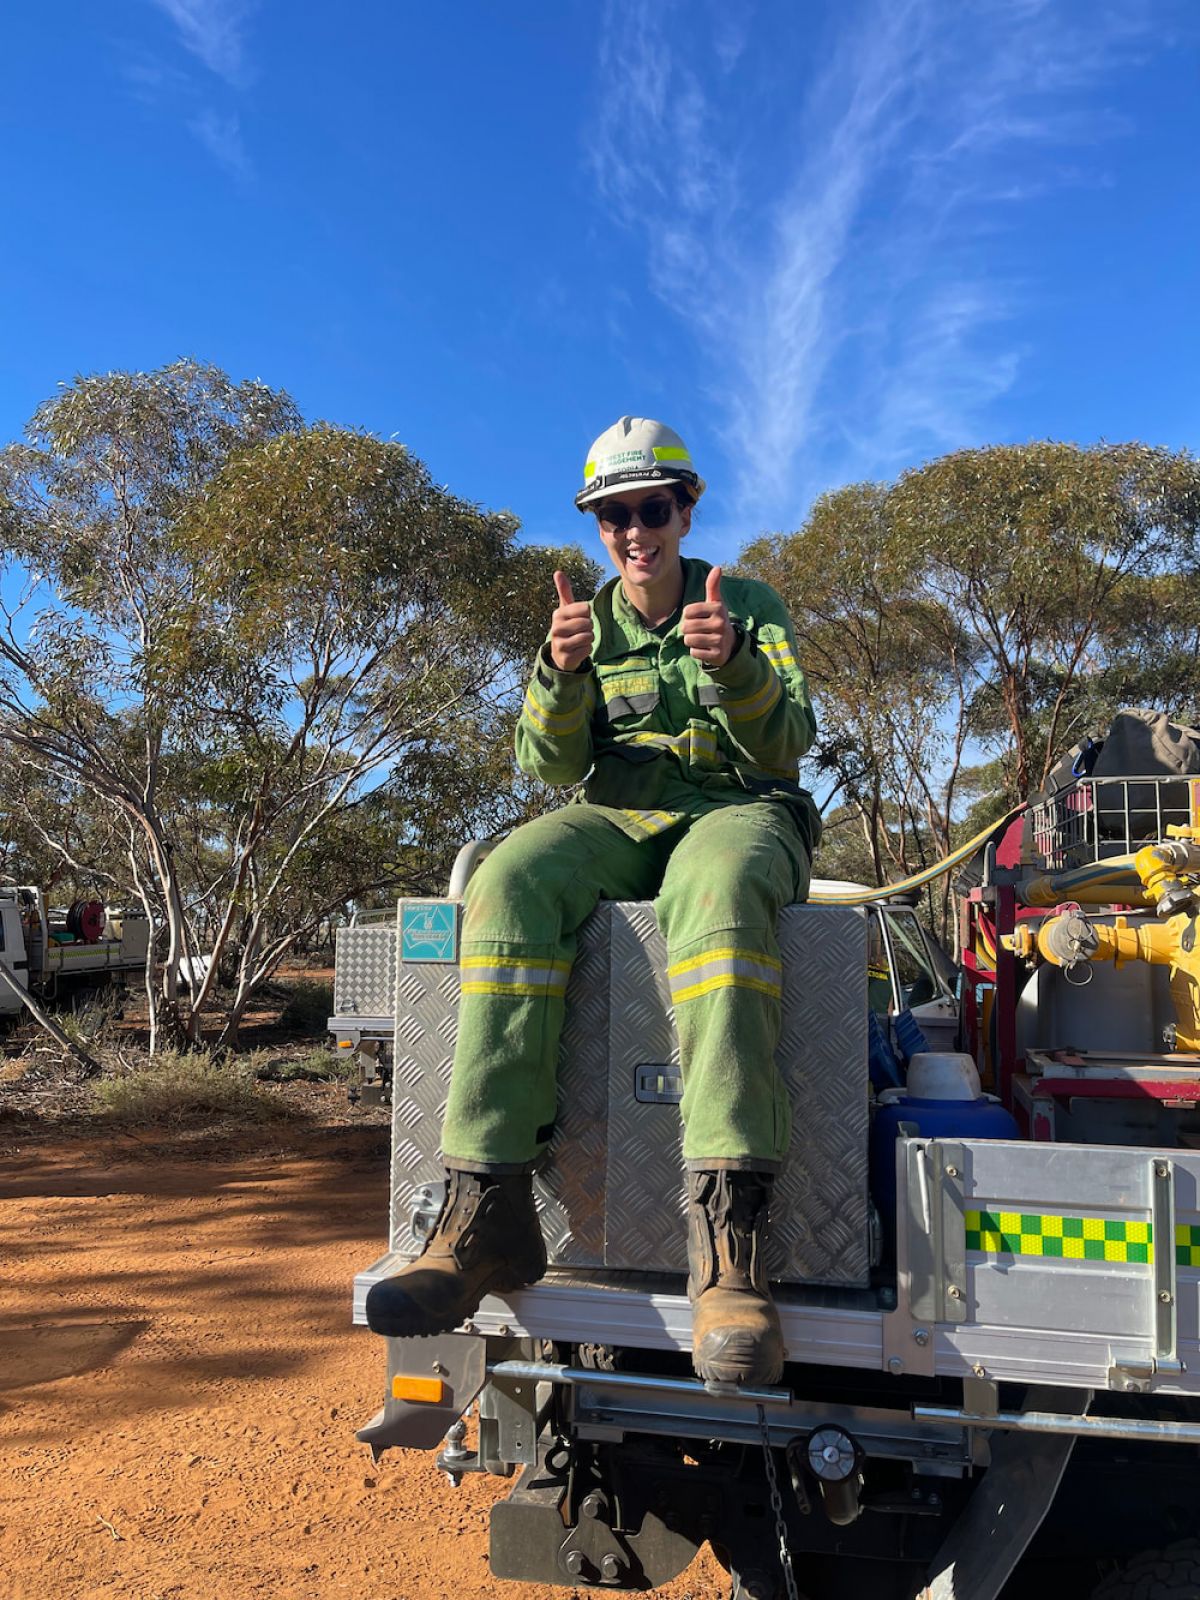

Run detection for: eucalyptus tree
[[0, 362, 598, 1048], [176, 427, 597, 1042], [0, 362, 301, 1045], [740, 442, 1200, 941], [888, 442, 1200, 796], [741, 483, 977, 935]]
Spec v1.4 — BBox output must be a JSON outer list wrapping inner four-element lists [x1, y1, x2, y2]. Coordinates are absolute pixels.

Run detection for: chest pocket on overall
[[596, 661, 660, 722]]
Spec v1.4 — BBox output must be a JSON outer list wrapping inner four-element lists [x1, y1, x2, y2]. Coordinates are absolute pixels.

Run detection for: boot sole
[[365, 1266, 543, 1339], [696, 1365, 784, 1392], [694, 1358, 784, 1390], [693, 1328, 784, 1389]]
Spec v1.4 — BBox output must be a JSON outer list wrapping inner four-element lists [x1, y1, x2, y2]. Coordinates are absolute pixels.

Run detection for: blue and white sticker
[[400, 900, 459, 963]]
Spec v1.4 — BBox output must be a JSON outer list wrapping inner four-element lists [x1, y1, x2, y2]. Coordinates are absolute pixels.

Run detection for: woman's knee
[[658, 833, 798, 937], [463, 817, 609, 940]]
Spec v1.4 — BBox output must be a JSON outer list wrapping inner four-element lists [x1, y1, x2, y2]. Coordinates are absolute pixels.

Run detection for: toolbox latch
[[634, 1063, 683, 1104]]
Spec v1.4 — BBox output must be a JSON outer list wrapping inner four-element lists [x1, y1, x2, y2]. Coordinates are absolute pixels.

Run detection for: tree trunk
[[0, 965, 103, 1077]]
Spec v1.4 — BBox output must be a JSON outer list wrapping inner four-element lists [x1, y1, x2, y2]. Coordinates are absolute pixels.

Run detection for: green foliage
[[743, 440, 1200, 944], [0, 361, 601, 1048], [276, 978, 334, 1034], [888, 440, 1200, 793], [251, 1045, 356, 1082]]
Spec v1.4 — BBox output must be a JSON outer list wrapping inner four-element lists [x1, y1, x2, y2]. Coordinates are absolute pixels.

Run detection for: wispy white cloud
[[120, 53, 194, 106], [131, 1, 256, 179], [712, 6, 752, 73], [148, 0, 252, 85], [189, 107, 252, 180], [588, 0, 1163, 535]]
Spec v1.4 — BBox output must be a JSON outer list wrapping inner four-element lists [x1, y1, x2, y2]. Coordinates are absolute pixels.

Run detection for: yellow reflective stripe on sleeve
[[523, 683, 588, 736], [670, 972, 783, 1004], [760, 640, 796, 668], [721, 672, 782, 724]]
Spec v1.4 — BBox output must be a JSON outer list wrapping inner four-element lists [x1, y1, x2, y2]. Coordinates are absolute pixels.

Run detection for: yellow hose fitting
[[1134, 840, 1200, 917], [1035, 906, 1200, 1051]]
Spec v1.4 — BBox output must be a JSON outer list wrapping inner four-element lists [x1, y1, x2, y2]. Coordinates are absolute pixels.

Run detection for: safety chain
[[756, 1404, 800, 1600]]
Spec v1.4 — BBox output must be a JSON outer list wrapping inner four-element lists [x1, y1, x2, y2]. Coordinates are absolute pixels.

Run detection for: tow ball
[[801, 1424, 863, 1526]]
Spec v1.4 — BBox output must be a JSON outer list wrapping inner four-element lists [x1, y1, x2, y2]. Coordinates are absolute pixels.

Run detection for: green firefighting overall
[[440, 557, 820, 1174]]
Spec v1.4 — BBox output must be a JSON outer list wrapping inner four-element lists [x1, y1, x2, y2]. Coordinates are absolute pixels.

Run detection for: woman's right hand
[[548, 571, 593, 671]]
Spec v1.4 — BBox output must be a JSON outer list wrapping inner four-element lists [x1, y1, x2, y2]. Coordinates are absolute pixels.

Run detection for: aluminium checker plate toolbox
[[385, 898, 871, 1286], [333, 923, 398, 1019]]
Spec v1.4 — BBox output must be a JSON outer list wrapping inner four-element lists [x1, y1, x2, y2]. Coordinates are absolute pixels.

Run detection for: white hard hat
[[575, 416, 706, 511]]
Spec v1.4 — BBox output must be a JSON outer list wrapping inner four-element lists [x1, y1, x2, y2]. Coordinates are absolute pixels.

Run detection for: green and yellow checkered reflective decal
[[965, 1211, 1200, 1266]]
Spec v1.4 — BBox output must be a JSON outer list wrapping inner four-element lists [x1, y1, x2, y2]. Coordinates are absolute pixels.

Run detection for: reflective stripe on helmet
[[575, 416, 706, 510]]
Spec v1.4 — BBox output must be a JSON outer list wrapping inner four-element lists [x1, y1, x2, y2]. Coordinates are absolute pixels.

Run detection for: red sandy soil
[[0, 1123, 728, 1600]]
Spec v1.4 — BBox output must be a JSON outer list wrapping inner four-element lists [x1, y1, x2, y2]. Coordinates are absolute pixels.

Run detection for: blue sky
[[2, 0, 1197, 566]]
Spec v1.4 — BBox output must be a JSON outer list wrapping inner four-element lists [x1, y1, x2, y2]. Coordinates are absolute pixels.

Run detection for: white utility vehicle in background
[[0, 885, 150, 1014]]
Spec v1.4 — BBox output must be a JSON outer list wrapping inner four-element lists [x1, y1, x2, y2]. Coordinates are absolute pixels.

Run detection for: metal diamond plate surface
[[534, 912, 609, 1266], [387, 902, 608, 1266], [601, 903, 869, 1284], [386, 898, 869, 1285], [334, 924, 398, 1017], [389, 917, 459, 1249]]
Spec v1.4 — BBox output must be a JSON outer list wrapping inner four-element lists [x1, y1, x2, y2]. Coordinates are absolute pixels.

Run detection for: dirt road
[[0, 1124, 726, 1600]]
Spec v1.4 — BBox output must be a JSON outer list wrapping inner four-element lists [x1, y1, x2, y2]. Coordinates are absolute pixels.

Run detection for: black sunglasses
[[594, 494, 677, 534]]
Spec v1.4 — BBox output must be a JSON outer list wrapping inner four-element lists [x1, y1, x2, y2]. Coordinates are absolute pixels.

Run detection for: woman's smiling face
[[593, 487, 692, 591]]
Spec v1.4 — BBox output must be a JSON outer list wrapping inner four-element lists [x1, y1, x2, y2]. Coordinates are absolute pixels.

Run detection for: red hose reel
[[66, 900, 107, 944]]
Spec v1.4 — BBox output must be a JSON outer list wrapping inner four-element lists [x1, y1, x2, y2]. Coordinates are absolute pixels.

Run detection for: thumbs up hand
[[681, 565, 737, 667], [548, 570, 594, 672]]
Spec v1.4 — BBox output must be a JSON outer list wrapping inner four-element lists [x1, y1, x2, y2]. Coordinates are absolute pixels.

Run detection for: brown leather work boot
[[365, 1170, 547, 1338], [687, 1170, 784, 1388]]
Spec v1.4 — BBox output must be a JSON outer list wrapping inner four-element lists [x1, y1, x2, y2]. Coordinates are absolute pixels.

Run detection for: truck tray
[[356, 1136, 1200, 1398]]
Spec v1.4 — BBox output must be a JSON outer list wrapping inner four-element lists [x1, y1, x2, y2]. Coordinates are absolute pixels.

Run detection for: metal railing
[[1029, 775, 1200, 871]]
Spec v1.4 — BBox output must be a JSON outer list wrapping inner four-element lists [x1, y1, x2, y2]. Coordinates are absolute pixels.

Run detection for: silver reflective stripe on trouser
[[666, 947, 783, 1005], [459, 956, 571, 998]]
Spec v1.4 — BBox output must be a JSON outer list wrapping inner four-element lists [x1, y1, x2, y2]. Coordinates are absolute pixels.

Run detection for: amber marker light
[[391, 1375, 447, 1403]]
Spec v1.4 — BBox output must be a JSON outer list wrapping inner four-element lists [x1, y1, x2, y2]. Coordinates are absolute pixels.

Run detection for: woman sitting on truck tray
[[366, 416, 821, 1388]]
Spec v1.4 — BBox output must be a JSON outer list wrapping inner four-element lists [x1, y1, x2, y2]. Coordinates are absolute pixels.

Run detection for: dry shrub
[[92, 1050, 293, 1124], [252, 1045, 355, 1082], [277, 978, 335, 1034]]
